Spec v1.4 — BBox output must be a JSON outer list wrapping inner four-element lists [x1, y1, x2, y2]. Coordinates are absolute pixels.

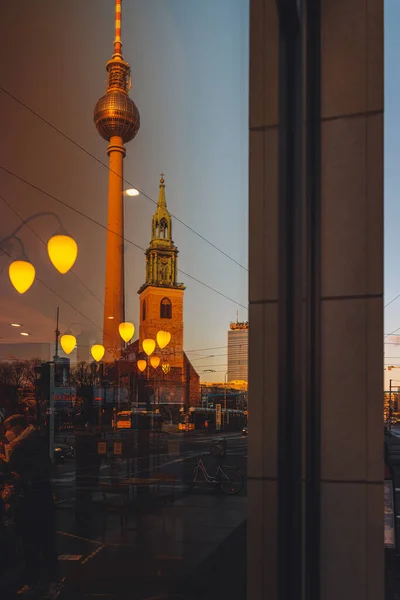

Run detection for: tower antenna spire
[[114, 0, 123, 56], [94, 0, 140, 359]]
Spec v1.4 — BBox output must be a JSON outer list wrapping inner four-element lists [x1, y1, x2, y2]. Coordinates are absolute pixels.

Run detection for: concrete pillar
[[248, 1, 383, 599]]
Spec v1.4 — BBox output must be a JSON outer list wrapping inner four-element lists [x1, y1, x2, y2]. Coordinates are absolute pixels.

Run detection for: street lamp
[[156, 330, 171, 350], [118, 322, 135, 343], [137, 359, 147, 372], [47, 234, 78, 274], [60, 333, 77, 355], [8, 254, 36, 294], [143, 339, 156, 357], [91, 344, 105, 362], [125, 188, 140, 197], [139, 333, 172, 414], [1, 212, 78, 294], [150, 355, 160, 369], [60, 321, 95, 357]]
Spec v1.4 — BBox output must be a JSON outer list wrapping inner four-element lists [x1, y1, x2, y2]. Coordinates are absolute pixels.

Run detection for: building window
[[160, 218, 168, 239], [160, 297, 172, 319], [142, 300, 146, 321]]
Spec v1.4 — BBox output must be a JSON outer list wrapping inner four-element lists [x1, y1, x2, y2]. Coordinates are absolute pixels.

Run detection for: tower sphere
[[94, 90, 140, 143]]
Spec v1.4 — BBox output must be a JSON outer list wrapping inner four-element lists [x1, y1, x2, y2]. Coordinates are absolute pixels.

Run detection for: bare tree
[[23, 358, 43, 387], [71, 362, 100, 387], [0, 362, 13, 385]]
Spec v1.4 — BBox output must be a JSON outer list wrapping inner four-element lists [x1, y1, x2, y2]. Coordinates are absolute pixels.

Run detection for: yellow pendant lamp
[[162, 362, 171, 374], [119, 322, 135, 343], [8, 260, 36, 294], [142, 338, 156, 356], [137, 359, 147, 372], [150, 355, 160, 369], [60, 333, 76, 355], [91, 344, 105, 362], [47, 234, 78, 274], [156, 330, 171, 349]]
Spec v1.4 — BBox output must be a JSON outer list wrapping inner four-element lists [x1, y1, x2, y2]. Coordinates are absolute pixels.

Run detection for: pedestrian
[[2, 414, 63, 599]]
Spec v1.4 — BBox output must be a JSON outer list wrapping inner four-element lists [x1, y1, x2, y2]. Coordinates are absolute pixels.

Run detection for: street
[[52, 430, 247, 503], [2, 431, 248, 599]]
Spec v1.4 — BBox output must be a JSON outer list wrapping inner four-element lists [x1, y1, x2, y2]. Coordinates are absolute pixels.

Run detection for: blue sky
[[0, 1, 249, 380], [384, 0, 400, 378]]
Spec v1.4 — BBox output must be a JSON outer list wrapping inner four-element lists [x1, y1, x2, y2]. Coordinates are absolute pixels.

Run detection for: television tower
[[94, 0, 140, 358]]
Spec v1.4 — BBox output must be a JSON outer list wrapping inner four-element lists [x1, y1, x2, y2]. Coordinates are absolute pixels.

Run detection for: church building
[[130, 175, 200, 413]]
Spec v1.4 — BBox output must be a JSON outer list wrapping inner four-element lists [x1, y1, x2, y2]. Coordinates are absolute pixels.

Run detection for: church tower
[[138, 175, 185, 369]]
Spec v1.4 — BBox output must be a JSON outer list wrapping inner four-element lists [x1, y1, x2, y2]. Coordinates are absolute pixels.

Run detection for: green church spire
[[151, 173, 171, 241], [138, 174, 185, 293]]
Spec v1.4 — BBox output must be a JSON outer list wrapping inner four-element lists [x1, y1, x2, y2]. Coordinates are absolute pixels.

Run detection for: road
[[1, 431, 248, 598], [52, 430, 248, 505], [51, 431, 247, 599]]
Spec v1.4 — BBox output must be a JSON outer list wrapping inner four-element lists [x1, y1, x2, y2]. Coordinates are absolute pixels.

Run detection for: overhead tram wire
[[0, 240, 239, 355], [177, 363, 228, 369], [0, 248, 234, 357], [382, 294, 400, 338], [0, 246, 240, 355], [385, 328, 400, 339], [0, 85, 247, 273], [0, 246, 104, 335], [0, 166, 248, 311], [190, 352, 228, 360], [383, 296, 400, 340], [385, 293, 400, 309], [0, 193, 104, 307]]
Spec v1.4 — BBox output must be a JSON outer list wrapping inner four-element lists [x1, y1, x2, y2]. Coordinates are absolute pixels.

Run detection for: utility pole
[[54, 306, 60, 360], [224, 372, 228, 430], [389, 379, 393, 432], [185, 361, 191, 414], [49, 362, 55, 461], [49, 306, 60, 461], [386, 367, 400, 431]]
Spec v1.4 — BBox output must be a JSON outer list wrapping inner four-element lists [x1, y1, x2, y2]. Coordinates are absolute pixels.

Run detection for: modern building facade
[[227, 321, 248, 382], [248, 1, 383, 599]]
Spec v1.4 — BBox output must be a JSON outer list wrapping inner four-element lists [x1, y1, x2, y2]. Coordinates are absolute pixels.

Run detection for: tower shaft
[[103, 136, 126, 356], [94, 0, 140, 360]]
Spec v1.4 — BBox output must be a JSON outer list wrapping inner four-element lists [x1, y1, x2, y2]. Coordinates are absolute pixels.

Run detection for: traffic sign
[[114, 441, 122, 455], [98, 442, 107, 455], [216, 404, 222, 431]]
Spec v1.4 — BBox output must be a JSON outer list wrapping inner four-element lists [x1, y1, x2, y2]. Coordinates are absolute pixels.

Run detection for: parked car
[[242, 426, 248, 436], [53, 443, 74, 463]]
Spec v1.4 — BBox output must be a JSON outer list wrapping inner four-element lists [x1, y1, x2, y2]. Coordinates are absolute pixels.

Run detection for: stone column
[[248, 1, 383, 599]]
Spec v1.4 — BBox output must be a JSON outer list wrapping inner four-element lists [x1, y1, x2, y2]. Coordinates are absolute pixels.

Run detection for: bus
[[116, 409, 163, 432]]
